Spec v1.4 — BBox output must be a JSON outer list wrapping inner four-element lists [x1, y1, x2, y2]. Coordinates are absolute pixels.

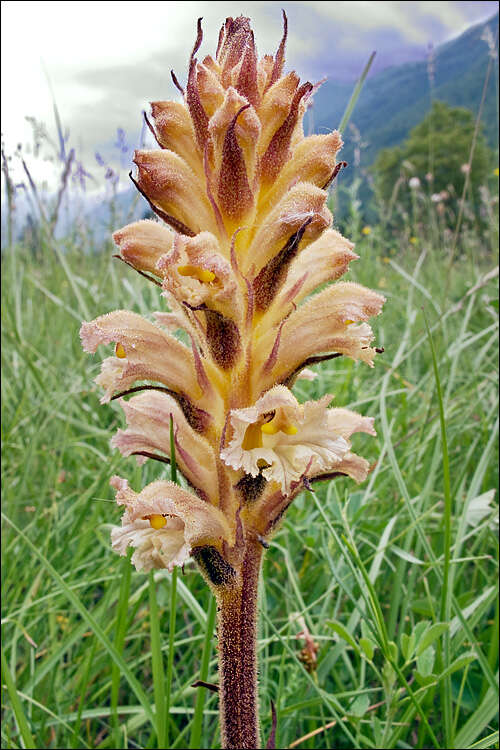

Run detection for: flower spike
[[80, 13, 385, 749]]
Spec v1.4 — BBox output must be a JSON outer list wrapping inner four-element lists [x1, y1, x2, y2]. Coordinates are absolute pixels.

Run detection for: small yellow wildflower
[[56, 615, 69, 630], [410, 237, 418, 245], [362, 226, 371, 235]]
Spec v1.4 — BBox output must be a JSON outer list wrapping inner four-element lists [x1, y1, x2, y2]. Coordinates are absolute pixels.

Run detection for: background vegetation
[[313, 12, 498, 173], [1, 11, 499, 750], [372, 101, 493, 225]]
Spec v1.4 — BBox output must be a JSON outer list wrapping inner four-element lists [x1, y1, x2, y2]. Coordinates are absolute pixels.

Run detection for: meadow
[[1, 141, 499, 748]]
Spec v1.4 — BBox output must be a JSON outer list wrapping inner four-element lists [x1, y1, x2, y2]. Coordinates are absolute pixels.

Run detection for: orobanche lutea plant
[[81, 13, 384, 749]]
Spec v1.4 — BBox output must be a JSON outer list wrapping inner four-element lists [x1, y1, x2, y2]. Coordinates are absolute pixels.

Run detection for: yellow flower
[[410, 236, 418, 245], [362, 226, 371, 235], [494, 167, 499, 176], [56, 615, 69, 630]]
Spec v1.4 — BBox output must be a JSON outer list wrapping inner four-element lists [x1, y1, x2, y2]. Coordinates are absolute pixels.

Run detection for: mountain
[[3, 13, 498, 245], [310, 12, 499, 174]]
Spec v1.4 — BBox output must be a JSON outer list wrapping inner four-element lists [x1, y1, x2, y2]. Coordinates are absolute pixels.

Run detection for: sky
[[1, 0, 498, 189]]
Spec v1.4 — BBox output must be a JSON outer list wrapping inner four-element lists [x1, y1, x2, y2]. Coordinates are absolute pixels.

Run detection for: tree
[[372, 101, 492, 223]]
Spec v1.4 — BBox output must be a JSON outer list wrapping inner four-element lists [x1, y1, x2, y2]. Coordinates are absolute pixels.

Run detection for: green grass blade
[[261, 609, 359, 747], [71, 636, 98, 749], [165, 567, 178, 748], [1, 513, 155, 728], [423, 309, 453, 748], [149, 571, 166, 748], [338, 51, 376, 132], [165, 412, 179, 747], [454, 677, 500, 748], [467, 731, 500, 749], [111, 550, 133, 746], [169, 414, 177, 483], [1, 645, 35, 749], [341, 534, 440, 748], [15, 690, 90, 749], [189, 596, 216, 749], [379, 361, 498, 695]]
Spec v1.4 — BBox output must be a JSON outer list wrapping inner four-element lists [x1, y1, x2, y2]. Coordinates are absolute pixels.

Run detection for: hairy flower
[[111, 391, 218, 501], [110, 475, 234, 572], [81, 14, 386, 748], [221, 387, 351, 495], [81, 12, 385, 573]]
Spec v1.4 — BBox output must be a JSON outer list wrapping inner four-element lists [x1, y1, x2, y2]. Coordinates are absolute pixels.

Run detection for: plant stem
[[216, 542, 263, 750]]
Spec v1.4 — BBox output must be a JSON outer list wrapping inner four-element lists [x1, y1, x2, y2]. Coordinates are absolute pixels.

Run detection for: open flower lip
[[220, 386, 377, 496], [109, 475, 235, 572], [157, 231, 244, 324]]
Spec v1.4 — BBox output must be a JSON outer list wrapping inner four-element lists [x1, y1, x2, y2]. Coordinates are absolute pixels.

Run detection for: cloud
[[2, 0, 497, 187]]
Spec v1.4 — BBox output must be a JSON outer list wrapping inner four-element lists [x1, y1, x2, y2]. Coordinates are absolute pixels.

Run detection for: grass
[[1, 180, 499, 749]]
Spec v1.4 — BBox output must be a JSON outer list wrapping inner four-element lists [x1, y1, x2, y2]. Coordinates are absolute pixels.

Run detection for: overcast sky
[[1, 0, 497, 188]]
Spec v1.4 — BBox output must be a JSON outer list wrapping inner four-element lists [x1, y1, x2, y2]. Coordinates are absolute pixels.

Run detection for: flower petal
[[259, 81, 313, 185], [113, 219, 174, 276], [209, 87, 260, 172], [216, 104, 255, 225], [134, 149, 219, 237], [186, 53, 210, 151], [217, 16, 255, 88], [111, 521, 190, 572], [110, 475, 234, 572], [262, 132, 343, 206], [112, 475, 234, 541], [311, 452, 372, 484], [80, 310, 223, 415], [220, 387, 351, 495], [158, 231, 243, 321], [281, 229, 358, 304], [150, 101, 204, 177], [261, 229, 359, 328], [255, 282, 385, 386], [240, 182, 331, 276], [326, 409, 376, 440], [111, 391, 218, 500], [158, 233, 244, 369], [256, 72, 299, 156], [195, 59, 225, 117], [234, 32, 259, 106]]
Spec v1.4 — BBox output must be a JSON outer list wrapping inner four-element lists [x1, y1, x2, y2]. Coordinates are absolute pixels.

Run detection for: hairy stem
[[216, 542, 263, 749]]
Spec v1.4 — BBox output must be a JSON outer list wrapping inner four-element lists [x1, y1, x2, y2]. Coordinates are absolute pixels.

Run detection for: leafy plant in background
[[372, 101, 493, 229], [80, 14, 385, 748]]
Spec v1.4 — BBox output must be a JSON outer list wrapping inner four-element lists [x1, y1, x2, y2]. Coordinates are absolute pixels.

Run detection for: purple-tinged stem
[[216, 542, 262, 749]]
